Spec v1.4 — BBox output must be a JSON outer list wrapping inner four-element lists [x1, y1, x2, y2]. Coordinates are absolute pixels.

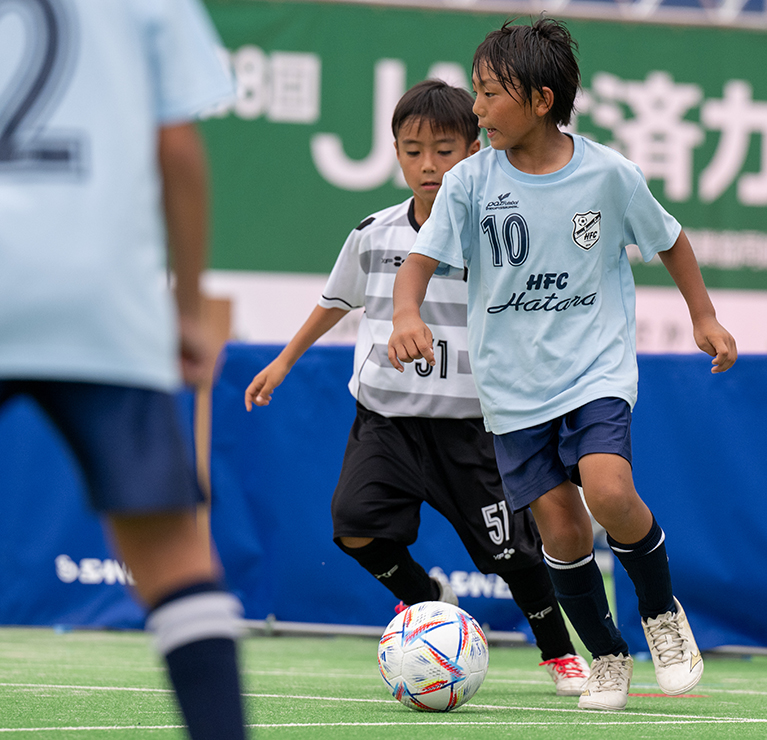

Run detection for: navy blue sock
[[607, 515, 675, 620], [543, 550, 629, 659], [337, 538, 436, 605], [147, 582, 247, 740]]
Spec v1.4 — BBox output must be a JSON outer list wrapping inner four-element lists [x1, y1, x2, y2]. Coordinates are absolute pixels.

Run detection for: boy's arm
[[659, 230, 737, 373], [159, 122, 211, 387], [388, 253, 440, 372], [244, 305, 348, 409]]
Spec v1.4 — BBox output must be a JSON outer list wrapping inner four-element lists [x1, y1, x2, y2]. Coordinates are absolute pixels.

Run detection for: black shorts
[[331, 403, 542, 574]]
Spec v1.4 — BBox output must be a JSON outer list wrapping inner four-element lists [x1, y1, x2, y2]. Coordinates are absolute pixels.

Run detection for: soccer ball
[[377, 601, 489, 712]]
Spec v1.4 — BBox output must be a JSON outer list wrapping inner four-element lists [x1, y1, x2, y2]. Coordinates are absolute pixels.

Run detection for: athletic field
[[1, 627, 765, 738]]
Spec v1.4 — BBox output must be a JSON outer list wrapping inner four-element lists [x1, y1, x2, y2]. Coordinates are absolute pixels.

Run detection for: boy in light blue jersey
[[389, 18, 737, 712], [0, 1, 247, 737]]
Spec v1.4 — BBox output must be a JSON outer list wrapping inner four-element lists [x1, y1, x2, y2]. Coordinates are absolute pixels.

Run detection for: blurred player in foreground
[[0, 1, 247, 737], [245, 79, 589, 695], [388, 18, 737, 711]]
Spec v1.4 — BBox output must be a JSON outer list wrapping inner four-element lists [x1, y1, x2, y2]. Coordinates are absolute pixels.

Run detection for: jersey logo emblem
[[571, 211, 601, 250], [486, 192, 519, 210]]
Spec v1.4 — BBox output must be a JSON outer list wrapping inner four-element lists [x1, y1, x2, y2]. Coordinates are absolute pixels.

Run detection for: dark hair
[[391, 79, 479, 145], [472, 17, 580, 126]]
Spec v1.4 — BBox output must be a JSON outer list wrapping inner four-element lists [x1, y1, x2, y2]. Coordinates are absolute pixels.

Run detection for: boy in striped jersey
[[245, 80, 588, 694]]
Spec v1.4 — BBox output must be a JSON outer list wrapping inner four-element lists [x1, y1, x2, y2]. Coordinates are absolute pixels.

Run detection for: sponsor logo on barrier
[[55, 554, 135, 586], [429, 567, 513, 600]]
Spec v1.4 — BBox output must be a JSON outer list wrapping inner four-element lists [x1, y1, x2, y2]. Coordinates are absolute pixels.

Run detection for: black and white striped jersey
[[319, 198, 482, 418]]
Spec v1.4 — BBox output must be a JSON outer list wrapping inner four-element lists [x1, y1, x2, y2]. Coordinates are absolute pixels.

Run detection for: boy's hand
[[178, 314, 214, 388], [245, 360, 289, 410], [693, 315, 738, 373], [388, 316, 435, 372]]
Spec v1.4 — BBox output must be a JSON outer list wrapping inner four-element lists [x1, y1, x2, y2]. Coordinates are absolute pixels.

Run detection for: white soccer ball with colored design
[[377, 601, 489, 712]]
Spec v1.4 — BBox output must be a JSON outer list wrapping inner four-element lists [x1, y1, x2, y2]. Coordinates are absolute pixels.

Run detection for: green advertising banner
[[201, 0, 767, 292]]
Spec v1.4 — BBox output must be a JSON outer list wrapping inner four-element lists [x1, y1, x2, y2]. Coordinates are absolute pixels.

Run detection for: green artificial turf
[[0, 627, 765, 738]]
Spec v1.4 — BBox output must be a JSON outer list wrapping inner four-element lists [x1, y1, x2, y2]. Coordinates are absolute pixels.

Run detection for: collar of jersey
[[494, 133, 584, 184]]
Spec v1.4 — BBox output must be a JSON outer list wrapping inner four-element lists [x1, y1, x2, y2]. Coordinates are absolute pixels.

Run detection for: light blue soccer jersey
[[0, 0, 233, 390], [410, 135, 681, 434]]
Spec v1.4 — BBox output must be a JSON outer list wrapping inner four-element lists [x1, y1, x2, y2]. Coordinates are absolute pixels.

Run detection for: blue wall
[[1, 347, 765, 654]]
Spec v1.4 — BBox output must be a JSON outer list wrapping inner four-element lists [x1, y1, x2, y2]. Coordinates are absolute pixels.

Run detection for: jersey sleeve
[[318, 227, 368, 311], [409, 172, 472, 278], [623, 168, 681, 262], [149, 0, 235, 124]]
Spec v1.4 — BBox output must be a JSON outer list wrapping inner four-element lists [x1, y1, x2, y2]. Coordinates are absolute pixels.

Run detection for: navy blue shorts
[[0, 379, 203, 514], [493, 397, 633, 512]]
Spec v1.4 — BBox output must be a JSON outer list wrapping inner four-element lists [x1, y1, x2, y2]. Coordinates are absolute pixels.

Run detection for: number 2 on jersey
[[0, 0, 83, 173]]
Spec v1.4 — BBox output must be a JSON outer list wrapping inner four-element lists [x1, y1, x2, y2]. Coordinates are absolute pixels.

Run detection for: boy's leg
[[530, 481, 629, 660], [502, 561, 575, 661], [336, 537, 450, 606], [607, 515, 674, 619], [579, 453, 703, 695], [332, 407, 453, 609], [427, 496, 590, 693], [494, 417, 626, 658], [530, 485, 632, 710], [501, 561, 589, 696], [495, 406, 634, 709], [35, 381, 248, 739], [109, 512, 246, 740], [411, 418, 587, 694], [579, 454, 673, 617]]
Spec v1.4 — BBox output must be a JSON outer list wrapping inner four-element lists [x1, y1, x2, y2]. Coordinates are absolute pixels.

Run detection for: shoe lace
[[645, 614, 687, 666], [540, 656, 588, 679], [589, 656, 630, 690]]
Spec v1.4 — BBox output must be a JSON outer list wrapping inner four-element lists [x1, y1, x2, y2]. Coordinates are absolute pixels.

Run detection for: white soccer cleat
[[540, 653, 590, 696], [578, 654, 633, 711], [642, 597, 704, 696]]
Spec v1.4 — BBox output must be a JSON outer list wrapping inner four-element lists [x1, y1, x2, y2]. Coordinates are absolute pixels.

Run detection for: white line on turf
[[1, 684, 764, 728], [241, 671, 767, 698], [0, 719, 766, 733], [0, 683, 172, 693], [0, 727, 185, 733], [242, 692, 767, 723]]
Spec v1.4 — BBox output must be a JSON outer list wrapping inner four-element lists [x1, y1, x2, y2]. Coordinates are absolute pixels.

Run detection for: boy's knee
[[586, 485, 644, 528], [539, 519, 593, 561], [561, 526, 593, 559], [338, 536, 374, 549]]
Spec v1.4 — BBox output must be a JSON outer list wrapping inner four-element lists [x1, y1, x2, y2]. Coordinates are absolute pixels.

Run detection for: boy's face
[[394, 118, 479, 211], [472, 62, 542, 151]]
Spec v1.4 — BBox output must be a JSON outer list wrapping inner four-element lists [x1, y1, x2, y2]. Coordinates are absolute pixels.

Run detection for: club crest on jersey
[[571, 211, 601, 250]]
